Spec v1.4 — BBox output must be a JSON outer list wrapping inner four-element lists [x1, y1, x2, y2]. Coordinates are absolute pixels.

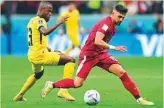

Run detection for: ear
[[38, 8, 41, 13], [112, 9, 118, 15], [40, 8, 43, 12]]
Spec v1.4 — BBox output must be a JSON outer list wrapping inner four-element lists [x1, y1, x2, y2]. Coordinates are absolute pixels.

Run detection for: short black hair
[[114, 4, 128, 14], [38, 1, 52, 9]]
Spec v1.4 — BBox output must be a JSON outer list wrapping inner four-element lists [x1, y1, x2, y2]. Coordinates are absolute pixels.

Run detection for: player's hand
[[115, 46, 127, 52], [59, 15, 70, 24]]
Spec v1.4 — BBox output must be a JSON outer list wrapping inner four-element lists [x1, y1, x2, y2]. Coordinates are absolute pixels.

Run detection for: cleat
[[13, 94, 27, 101], [137, 97, 154, 105], [41, 81, 53, 98], [58, 89, 75, 101]]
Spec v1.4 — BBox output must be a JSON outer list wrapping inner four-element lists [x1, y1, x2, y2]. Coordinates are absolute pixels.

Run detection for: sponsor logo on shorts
[[109, 56, 118, 61]]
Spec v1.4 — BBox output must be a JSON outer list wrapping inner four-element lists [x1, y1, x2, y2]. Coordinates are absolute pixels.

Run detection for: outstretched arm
[[94, 31, 111, 49], [39, 16, 69, 36], [94, 31, 127, 52]]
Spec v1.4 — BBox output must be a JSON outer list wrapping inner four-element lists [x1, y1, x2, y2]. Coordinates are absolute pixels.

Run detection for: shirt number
[[28, 28, 33, 46]]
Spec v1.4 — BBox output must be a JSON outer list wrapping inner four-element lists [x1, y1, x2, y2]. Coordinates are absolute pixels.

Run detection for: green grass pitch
[[1, 56, 163, 108]]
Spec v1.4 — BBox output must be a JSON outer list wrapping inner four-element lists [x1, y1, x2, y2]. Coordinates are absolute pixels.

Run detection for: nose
[[120, 18, 123, 22]]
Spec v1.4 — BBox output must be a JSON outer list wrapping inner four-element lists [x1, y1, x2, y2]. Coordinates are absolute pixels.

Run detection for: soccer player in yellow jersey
[[13, 1, 75, 101], [59, 2, 81, 55]]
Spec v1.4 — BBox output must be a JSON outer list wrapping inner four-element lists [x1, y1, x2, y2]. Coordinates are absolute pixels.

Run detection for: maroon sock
[[52, 78, 75, 88], [120, 72, 140, 99]]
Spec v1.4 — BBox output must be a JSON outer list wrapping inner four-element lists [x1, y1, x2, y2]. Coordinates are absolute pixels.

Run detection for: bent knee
[[118, 70, 126, 77], [34, 69, 44, 79]]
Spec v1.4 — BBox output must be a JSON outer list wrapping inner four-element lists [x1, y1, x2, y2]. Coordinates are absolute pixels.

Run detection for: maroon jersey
[[81, 16, 116, 56]]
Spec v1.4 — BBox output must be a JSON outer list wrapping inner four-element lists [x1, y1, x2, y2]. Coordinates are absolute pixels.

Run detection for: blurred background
[[1, 0, 163, 56]]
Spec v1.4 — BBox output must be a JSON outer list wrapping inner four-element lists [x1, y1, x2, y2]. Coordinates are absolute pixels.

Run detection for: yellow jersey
[[59, 9, 80, 35], [27, 16, 60, 65], [27, 16, 48, 53]]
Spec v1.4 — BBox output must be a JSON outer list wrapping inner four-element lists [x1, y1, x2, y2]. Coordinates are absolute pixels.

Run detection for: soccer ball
[[84, 90, 100, 105]]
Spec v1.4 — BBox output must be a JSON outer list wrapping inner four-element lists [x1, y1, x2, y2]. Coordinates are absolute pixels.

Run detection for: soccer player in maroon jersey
[[41, 4, 154, 105]]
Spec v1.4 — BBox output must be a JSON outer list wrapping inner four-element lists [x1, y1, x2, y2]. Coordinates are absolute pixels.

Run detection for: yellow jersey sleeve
[[35, 18, 47, 30]]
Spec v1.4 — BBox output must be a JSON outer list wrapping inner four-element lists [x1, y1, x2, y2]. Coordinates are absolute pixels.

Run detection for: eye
[[118, 16, 122, 18]]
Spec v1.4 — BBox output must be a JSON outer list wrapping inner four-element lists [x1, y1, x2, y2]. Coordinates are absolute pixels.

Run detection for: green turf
[[1, 56, 163, 108]]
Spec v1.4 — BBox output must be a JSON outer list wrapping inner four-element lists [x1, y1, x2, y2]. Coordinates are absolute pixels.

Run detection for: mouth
[[118, 22, 121, 25], [48, 15, 51, 19], [45, 17, 50, 21]]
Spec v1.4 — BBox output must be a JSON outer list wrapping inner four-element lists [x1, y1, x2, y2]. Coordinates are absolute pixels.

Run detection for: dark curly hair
[[114, 4, 128, 14]]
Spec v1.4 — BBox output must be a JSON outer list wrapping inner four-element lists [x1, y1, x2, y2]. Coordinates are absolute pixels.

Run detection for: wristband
[[109, 45, 116, 50]]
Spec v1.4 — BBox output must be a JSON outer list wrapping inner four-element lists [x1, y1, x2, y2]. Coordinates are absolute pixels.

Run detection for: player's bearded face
[[116, 15, 125, 25], [113, 10, 126, 26]]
